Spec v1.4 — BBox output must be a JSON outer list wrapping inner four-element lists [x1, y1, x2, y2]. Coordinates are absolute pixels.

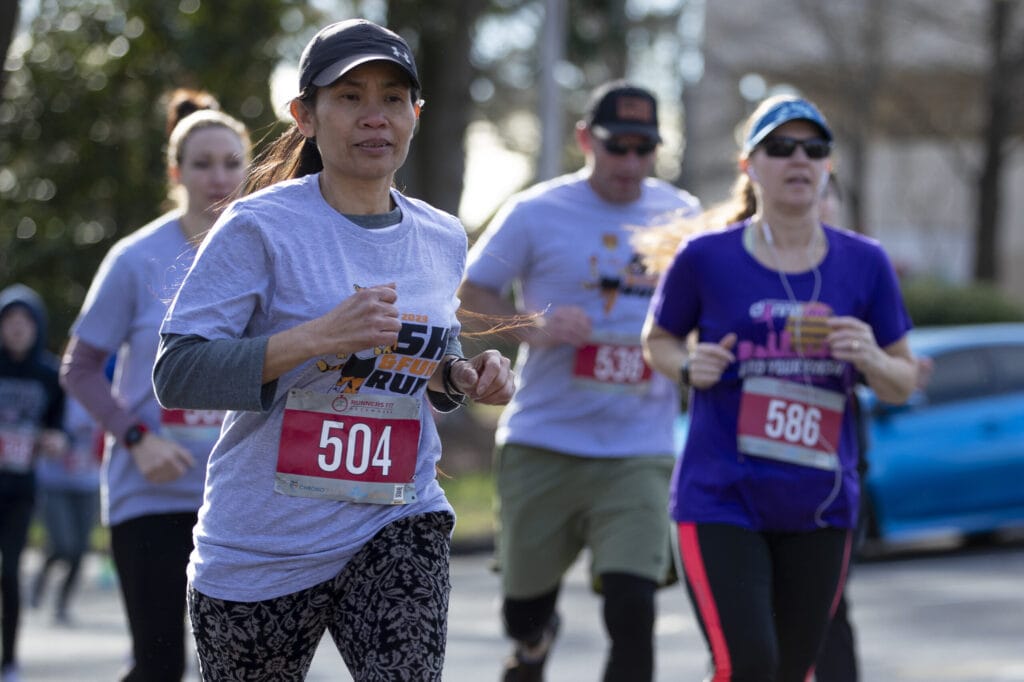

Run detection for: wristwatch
[[679, 357, 691, 387], [123, 423, 149, 448]]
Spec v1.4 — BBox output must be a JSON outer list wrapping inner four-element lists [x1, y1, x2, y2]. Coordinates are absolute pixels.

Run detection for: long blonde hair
[[634, 174, 756, 275]]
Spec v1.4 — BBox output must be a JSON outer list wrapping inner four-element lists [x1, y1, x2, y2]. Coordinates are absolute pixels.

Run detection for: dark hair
[[242, 90, 323, 196], [165, 88, 220, 137]]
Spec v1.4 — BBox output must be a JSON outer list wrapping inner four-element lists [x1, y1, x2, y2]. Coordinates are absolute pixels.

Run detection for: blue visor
[[744, 98, 833, 156]]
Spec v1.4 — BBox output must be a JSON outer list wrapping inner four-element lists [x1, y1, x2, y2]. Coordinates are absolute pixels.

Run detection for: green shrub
[[439, 471, 496, 542], [902, 277, 1024, 326]]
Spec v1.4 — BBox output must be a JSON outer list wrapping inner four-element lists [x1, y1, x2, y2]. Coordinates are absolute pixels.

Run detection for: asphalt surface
[[15, 537, 1024, 681]]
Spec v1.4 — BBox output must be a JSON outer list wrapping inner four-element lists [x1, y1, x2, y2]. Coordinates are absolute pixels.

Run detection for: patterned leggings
[[188, 511, 454, 681]]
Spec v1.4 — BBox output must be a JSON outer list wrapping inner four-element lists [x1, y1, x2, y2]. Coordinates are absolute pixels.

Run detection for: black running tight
[[677, 522, 851, 682]]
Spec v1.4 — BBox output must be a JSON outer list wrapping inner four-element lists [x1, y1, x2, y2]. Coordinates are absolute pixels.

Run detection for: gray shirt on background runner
[[71, 212, 213, 525], [465, 170, 699, 458]]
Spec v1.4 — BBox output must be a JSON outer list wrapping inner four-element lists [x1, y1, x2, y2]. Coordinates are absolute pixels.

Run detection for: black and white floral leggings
[[188, 511, 454, 681]]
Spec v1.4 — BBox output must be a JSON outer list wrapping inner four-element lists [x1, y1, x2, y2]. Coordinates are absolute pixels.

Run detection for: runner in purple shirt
[[641, 95, 918, 682]]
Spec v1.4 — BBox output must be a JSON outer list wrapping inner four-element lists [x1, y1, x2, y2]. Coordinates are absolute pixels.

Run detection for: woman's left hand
[[826, 316, 880, 371], [450, 350, 515, 405], [828, 316, 918, 404]]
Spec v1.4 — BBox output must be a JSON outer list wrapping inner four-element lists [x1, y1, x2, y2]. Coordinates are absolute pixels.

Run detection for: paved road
[[16, 538, 1024, 681]]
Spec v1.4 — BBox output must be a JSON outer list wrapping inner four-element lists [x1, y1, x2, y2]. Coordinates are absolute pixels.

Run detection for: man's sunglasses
[[602, 139, 658, 156], [760, 136, 832, 159]]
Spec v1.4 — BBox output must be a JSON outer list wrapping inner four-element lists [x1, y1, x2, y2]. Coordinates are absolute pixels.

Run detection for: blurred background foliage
[[2, 0, 665, 344], [902, 277, 1024, 326], [2, 0, 1023, 349], [1, 0, 319, 341]]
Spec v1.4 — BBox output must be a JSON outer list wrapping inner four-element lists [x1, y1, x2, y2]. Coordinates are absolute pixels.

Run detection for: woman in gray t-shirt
[[62, 92, 251, 680], [154, 20, 514, 682]]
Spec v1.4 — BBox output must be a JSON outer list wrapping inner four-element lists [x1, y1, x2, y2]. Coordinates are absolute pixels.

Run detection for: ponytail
[[633, 170, 758, 275], [242, 90, 325, 196], [165, 88, 220, 136]]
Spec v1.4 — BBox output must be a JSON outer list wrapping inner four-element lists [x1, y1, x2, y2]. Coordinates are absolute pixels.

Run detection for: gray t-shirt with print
[[466, 170, 700, 458], [72, 212, 211, 525], [159, 174, 465, 601]]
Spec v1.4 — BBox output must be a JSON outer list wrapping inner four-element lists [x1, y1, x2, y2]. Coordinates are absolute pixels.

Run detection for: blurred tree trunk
[[389, 1, 483, 215], [677, 83, 699, 190], [0, 0, 18, 95], [799, 0, 888, 235], [537, 0, 568, 181], [973, 0, 1019, 282], [844, 0, 886, 235], [573, 0, 628, 80], [2, 0, 310, 343]]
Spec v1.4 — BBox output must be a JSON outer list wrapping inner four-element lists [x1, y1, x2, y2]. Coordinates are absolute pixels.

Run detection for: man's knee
[[503, 588, 559, 643]]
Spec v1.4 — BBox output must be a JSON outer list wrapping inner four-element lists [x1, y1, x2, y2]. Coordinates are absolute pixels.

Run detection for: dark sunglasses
[[760, 136, 832, 159], [602, 139, 657, 156]]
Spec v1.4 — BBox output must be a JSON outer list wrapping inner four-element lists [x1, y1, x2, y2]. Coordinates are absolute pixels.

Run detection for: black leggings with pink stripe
[[676, 522, 851, 682]]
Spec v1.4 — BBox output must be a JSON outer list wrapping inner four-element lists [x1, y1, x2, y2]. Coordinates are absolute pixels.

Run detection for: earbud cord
[[760, 219, 822, 326], [760, 220, 840, 527]]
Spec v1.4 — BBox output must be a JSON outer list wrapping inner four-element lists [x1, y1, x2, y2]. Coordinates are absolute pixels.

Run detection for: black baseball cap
[[585, 81, 661, 143], [298, 19, 419, 93]]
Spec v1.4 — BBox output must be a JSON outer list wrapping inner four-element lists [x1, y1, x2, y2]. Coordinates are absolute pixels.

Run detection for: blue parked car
[[860, 323, 1024, 545]]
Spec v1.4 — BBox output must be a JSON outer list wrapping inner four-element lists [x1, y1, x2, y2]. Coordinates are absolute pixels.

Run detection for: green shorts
[[495, 442, 675, 599]]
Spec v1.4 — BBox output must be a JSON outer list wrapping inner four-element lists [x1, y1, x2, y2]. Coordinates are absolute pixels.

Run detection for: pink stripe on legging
[[808, 529, 855, 682], [677, 522, 732, 681], [828, 530, 854, 617]]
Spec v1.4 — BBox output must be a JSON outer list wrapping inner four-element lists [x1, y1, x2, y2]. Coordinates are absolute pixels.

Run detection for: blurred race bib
[[737, 377, 844, 471], [0, 425, 37, 473], [573, 335, 652, 394], [160, 408, 224, 445]]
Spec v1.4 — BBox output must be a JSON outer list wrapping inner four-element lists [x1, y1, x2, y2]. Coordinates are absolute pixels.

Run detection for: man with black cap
[[458, 81, 699, 682]]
